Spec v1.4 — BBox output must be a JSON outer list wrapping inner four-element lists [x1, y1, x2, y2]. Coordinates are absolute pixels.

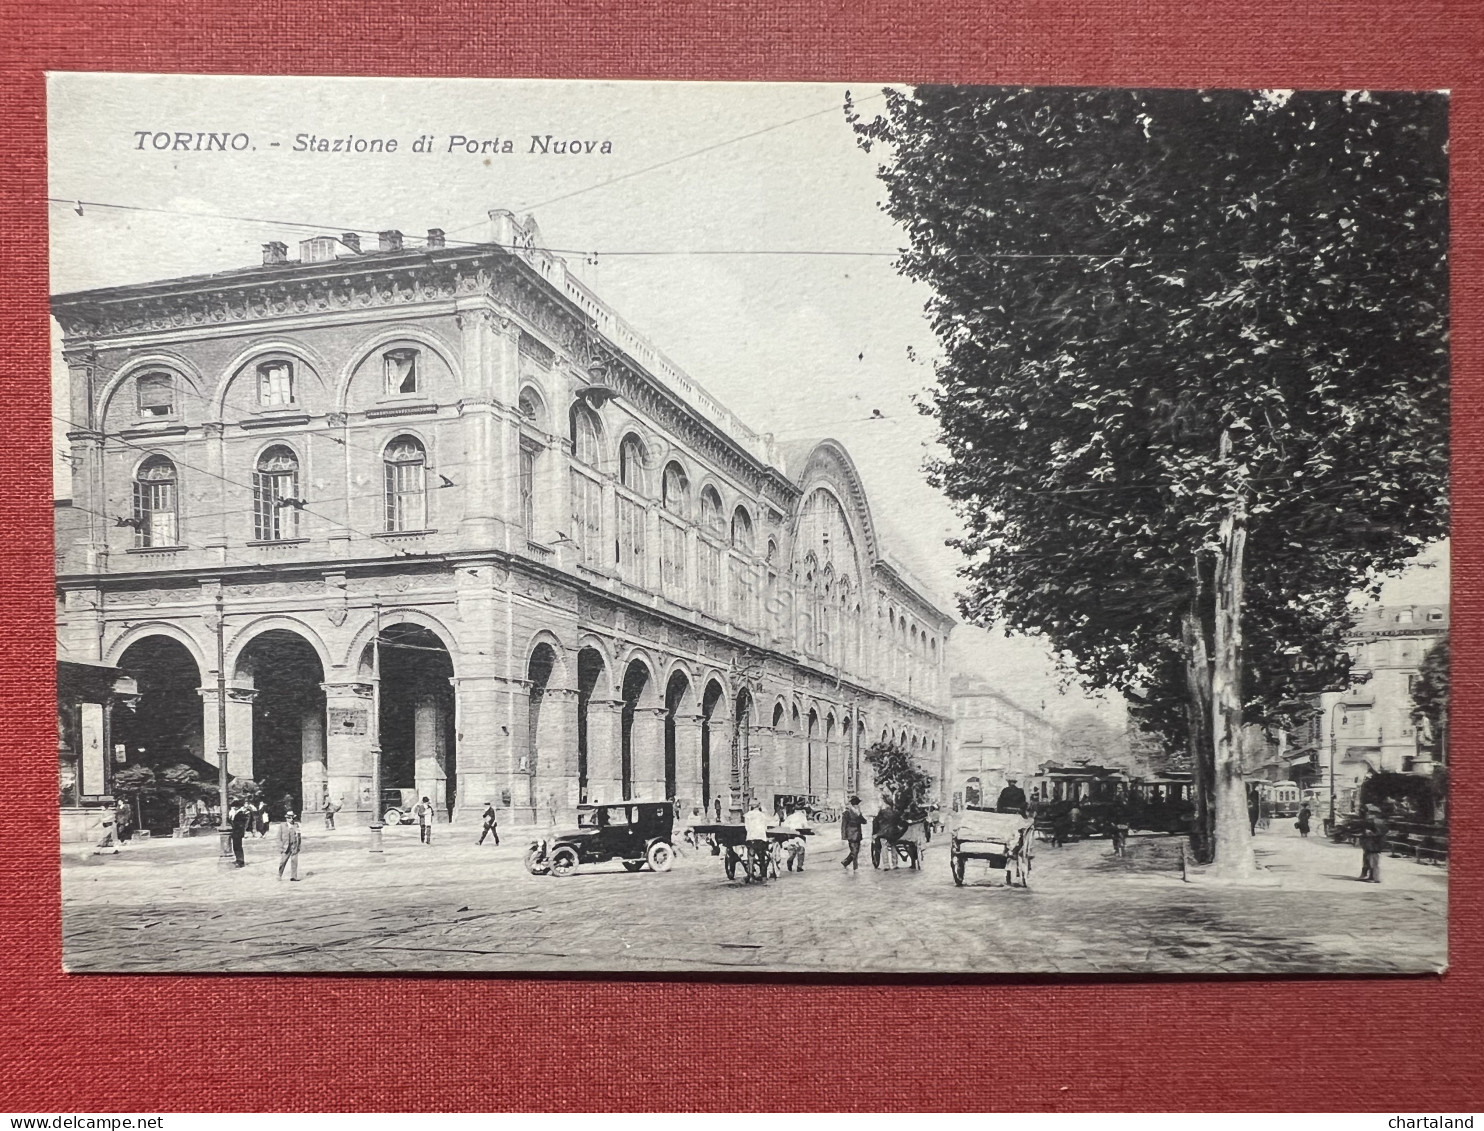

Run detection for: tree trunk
[[1210, 454, 1257, 877], [1182, 606, 1214, 863]]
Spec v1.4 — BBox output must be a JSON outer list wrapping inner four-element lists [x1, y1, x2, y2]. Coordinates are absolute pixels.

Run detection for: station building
[[53, 211, 953, 830]]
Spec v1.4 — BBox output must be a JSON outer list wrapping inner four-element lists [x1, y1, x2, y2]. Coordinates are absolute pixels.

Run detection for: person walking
[[414, 795, 434, 845], [229, 803, 250, 868], [840, 795, 866, 871], [93, 810, 120, 855], [873, 796, 900, 870], [1360, 804, 1388, 883], [743, 798, 771, 882], [1296, 803, 1312, 839], [782, 806, 809, 871], [323, 791, 340, 831], [1247, 791, 1260, 836], [478, 801, 500, 846], [255, 799, 271, 839], [277, 811, 303, 881]]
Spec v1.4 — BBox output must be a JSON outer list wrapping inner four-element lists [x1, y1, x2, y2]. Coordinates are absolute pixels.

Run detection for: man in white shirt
[[782, 807, 809, 871], [743, 798, 772, 882]]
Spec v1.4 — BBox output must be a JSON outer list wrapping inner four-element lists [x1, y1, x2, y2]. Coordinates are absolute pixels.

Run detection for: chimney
[[261, 241, 288, 266], [340, 232, 361, 253], [299, 235, 339, 263], [378, 229, 403, 252], [488, 209, 517, 247], [426, 228, 446, 249]]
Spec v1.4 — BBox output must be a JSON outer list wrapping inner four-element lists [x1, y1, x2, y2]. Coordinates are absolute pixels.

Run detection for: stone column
[[198, 682, 256, 779], [534, 686, 578, 823], [320, 680, 373, 818], [300, 704, 327, 813], [673, 712, 706, 810], [748, 724, 778, 807], [629, 705, 668, 800], [450, 673, 525, 824], [413, 694, 448, 819], [584, 698, 625, 805]]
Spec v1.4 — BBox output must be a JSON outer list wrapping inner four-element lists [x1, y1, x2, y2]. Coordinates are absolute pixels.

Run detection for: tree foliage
[[864, 741, 934, 812], [851, 87, 1448, 860], [1410, 633, 1449, 748]]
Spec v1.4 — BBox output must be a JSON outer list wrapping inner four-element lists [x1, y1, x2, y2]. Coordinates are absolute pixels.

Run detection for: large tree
[[851, 87, 1448, 870]]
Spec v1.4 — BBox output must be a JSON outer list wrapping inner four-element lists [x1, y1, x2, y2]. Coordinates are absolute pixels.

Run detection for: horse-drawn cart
[[950, 807, 1034, 887], [871, 815, 932, 870], [691, 822, 811, 882]]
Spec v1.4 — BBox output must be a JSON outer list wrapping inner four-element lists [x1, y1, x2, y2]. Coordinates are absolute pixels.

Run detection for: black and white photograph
[[50, 74, 1450, 974]]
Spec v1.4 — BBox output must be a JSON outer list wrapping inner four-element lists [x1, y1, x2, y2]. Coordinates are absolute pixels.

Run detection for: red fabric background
[[0, 0, 1479, 1112]]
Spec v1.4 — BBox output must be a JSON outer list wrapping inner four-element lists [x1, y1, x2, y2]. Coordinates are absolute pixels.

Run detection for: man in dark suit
[[840, 796, 866, 871], [996, 778, 1029, 816], [229, 804, 250, 868]]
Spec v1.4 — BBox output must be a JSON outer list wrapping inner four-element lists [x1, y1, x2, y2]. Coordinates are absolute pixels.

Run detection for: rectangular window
[[660, 517, 687, 597], [385, 350, 418, 395], [253, 471, 298, 541], [570, 469, 602, 567], [137, 374, 174, 417], [134, 479, 177, 546], [729, 556, 754, 626], [617, 495, 646, 584], [385, 461, 426, 531], [258, 362, 293, 407], [519, 443, 537, 537]]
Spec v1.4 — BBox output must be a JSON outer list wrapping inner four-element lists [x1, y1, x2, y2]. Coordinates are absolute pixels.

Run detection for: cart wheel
[[382, 808, 402, 826], [622, 860, 644, 872], [523, 845, 550, 876], [549, 846, 579, 877], [724, 852, 737, 880], [647, 841, 675, 873], [870, 839, 882, 869], [951, 850, 965, 887]]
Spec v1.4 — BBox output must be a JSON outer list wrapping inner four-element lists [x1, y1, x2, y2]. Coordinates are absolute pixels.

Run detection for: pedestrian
[[414, 795, 434, 845], [229, 802, 250, 868], [253, 799, 270, 838], [840, 795, 866, 871], [782, 805, 809, 871], [873, 796, 900, 870], [995, 777, 1029, 816], [1247, 791, 1260, 837], [1296, 804, 1312, 839], [277, 811, 302, 881], [1108, 799, 1130, 857], [478, 801, 500, 846], [713, 796, 722, 822], [94, 810, 120, 855], [1360, 804, 1388, 883], [1052, 807, 1071, 848], [323, 792, 340, 831], [743, 798, 771, 882]]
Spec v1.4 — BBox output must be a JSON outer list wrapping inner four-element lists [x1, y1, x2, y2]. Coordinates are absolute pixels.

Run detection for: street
[[61, 820, 1447, 975]]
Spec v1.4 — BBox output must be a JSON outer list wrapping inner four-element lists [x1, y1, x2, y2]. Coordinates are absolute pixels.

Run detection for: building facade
[[1296, 602, 1448, 819], [53, 212, 953, 828], [946, 674, 1055, 809]]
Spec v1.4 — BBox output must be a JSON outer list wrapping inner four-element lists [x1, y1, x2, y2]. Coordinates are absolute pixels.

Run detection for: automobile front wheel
[[647, 841, 675, 872], [523, 845, 549, 875], [549, 846, 580, 877], [382, 808, 403, 826]]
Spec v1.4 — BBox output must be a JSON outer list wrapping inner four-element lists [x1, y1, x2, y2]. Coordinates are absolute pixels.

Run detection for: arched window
[[619, 434, 647, 493], [256, 360, 294, 407], [616, 435, 647, 583], [570, 404, 602, 466], [252, 445, 300, 542], [383, 435, 427, 532], [699, 486, 724, 538], [659, 461, 689, 596], [661, 462, 690, 516], [696, 486, 725, 615], [730, 506, 755, 554], [132, 455, 178, 547], [517, 391, 546, 539], [384, 348, 419, 396]]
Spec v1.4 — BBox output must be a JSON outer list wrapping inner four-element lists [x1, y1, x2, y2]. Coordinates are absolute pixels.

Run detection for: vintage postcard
[[51, 74, 1449, 974]]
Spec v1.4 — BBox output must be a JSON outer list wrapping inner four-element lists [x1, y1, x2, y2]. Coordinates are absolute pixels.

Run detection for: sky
[[47, 74, 1450, 726]]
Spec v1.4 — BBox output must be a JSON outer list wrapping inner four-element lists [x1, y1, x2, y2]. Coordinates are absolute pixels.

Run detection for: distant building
[[947, 674, 1055, 808], [1300, 602, 1449, 820]]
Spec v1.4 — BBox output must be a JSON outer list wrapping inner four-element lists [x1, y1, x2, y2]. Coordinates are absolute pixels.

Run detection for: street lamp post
[[368, 600, 384, 854], [1327, 697, 1348, 830], [214, 590, 233, 863]]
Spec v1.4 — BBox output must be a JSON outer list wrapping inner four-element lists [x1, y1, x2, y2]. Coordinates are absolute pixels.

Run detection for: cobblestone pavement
[[61, 820, 1447, 975]]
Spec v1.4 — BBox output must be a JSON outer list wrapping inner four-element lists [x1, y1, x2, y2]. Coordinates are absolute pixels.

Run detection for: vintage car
[[524, 801, 676, 877]]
